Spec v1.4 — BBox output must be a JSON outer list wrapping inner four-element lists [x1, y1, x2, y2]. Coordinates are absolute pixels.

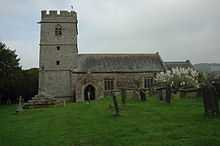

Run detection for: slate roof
[[164, 60, 194, 70], [76, 53, 164, 73]]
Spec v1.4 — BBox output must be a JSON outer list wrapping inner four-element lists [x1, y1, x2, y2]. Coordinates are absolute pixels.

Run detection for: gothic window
[[56, 60, 60, 65], [56, 46, 60, 51], [144, 78, 153, 88], [55, 24, 62, 36], [104, 79, 114, 91]]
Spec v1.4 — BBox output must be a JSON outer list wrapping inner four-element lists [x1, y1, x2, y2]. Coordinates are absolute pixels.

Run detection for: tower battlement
[[41, 10, 77, 19]]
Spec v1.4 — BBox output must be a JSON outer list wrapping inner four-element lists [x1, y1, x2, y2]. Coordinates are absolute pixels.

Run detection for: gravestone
[[212, 80, 220, 96], [16, 96, 23, 113], [165, 85, 171, 104], [111, 92, 119, 116], [139, 89, 146, 101], [202, 82, 219, 116], [121, 88, 126, 104], [161, 88, 166, 101], [156, 87, 165, 101], [156, 86, 171, 103], [158, 90, 163, 100]]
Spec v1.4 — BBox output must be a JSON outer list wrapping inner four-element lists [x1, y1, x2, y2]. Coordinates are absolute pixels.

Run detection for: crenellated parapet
[[42, 10, 76, 17], [41, 10, 77, 23]]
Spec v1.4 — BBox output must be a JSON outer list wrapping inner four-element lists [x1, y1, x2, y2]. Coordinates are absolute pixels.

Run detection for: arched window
[[104, 79, 114, 90], [55, 24, 62, 36]]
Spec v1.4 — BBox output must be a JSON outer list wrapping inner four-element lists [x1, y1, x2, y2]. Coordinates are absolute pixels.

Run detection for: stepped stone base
[[23, 93, 65, 109]]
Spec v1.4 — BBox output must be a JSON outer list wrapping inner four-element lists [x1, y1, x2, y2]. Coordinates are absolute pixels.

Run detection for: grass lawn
[[0, 97, 220, 146]]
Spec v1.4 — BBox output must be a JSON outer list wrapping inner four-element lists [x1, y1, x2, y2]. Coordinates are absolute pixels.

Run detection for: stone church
[[38, 10, 191, 102]]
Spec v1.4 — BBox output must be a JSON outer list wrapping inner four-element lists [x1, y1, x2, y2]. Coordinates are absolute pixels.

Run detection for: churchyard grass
[[0, 97, 220, 146]]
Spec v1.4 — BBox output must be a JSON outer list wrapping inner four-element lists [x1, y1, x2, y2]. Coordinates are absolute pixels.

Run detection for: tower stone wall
[[38, 10, 78, 98], [39, 10, 78, 70]]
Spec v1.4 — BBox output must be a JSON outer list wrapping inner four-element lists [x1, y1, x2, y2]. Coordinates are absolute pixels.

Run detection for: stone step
[[23, 97, 65, 109]]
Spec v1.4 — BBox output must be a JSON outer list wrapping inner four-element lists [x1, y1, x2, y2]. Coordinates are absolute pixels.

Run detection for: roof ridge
[[78, 53, 158, 56]]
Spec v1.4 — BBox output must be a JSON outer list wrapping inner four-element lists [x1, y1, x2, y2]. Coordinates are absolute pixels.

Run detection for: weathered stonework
[[37, 10, 165, 102]]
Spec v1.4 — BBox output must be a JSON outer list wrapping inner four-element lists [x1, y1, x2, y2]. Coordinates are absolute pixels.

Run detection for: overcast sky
[[0, 0, 220, 69]]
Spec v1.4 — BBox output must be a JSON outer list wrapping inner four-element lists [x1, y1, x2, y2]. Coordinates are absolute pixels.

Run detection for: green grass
[[0, 97, 220, 146]]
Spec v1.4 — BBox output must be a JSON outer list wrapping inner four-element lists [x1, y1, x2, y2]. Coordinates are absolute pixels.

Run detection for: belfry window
[[55, 24, 62, 36]]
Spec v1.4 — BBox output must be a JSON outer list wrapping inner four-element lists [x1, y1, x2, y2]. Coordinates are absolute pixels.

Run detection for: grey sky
[[0, 0, 219, 69]]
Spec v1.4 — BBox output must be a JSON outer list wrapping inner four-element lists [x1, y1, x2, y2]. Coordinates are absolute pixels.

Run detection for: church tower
[[38, 10, 78, 98], [39, 10, 78, 70]]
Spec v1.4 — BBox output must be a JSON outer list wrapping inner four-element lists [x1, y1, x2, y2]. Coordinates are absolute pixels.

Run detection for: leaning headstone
[[139, 89, 146, 101], [121, 89, 126, 105], [16, 96, 23, 113], [165, 85, 171, 104], [157, 88, 163, 101], [202, 82, 219, 116], [111, 92, 119, 116]]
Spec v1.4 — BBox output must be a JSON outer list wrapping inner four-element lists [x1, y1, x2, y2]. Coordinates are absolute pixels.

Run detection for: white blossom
[[155, 67, 199, 89]]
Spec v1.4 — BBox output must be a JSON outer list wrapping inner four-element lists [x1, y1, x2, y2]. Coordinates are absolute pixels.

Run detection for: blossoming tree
[[155, 67, 200, 90]]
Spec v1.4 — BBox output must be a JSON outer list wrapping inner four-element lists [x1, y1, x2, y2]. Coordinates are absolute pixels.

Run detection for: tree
[[155, 67, 200, 90], [0, 42, 39, 104], [0, 42, 21, 104], [21, 68, 39, 101], [0, 42, 20, 70]]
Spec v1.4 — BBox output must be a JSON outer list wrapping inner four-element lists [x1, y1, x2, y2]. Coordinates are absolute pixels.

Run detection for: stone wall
[[38, 10, 78, 99], [73, 72, 156, 101], [40, 45, 78, 70], [39, 70, 72, 98], [37, 10, 162, 101], [39, 10, 78, 70]]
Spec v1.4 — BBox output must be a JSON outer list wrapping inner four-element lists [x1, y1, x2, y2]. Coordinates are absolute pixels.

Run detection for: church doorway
[[84, 85, 95, 101]]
